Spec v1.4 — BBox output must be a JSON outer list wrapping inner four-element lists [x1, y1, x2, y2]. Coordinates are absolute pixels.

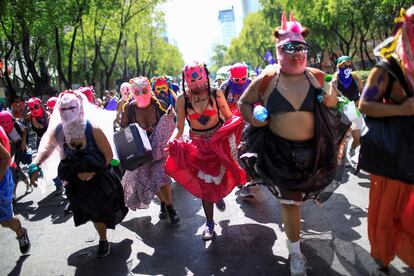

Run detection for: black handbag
[[358, 58, 414, 184]]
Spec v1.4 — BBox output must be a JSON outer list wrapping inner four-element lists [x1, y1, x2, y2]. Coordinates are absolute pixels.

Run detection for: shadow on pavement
[[67, 238, 133, 276], [14, 190, 71, 224], [126, 216, 287, 275], [301, 193, 367, 242], [7, 254, 30, 276]]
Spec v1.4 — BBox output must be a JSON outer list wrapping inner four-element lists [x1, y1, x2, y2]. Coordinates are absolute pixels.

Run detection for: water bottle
[[253, 105, 268, 121]]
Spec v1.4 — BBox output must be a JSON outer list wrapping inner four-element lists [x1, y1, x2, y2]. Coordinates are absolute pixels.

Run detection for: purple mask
[[338, 67, 353, 89]]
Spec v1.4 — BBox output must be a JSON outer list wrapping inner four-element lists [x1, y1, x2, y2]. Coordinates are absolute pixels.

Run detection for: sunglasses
[[339, 64, 353, 70], [233, 77, 247, 83], [282, 43, 309, 55]]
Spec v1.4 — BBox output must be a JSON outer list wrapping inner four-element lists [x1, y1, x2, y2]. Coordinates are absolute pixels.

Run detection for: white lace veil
[[36, 90, 118, 183]]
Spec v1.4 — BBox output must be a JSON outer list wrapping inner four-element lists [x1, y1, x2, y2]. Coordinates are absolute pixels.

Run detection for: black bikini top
[[266, 73, 316, 114]]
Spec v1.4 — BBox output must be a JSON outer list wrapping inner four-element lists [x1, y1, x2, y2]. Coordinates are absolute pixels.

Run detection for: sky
[[161, 0, 235, 64]]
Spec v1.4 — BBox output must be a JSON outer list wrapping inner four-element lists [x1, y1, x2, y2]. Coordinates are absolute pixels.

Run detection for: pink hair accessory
[[277, 12, 306, 47]]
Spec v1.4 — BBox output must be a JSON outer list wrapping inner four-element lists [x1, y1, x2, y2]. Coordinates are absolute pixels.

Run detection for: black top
[[266, 73, 316, 114], [337, 78, 359, 101]]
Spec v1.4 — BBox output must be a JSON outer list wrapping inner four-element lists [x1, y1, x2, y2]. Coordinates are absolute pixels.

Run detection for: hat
[[336, 56, 352, 66], [275, 12, 308, 47]]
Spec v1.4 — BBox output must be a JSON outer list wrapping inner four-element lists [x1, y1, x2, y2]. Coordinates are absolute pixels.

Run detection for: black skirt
[[64, 168, 128, 229]]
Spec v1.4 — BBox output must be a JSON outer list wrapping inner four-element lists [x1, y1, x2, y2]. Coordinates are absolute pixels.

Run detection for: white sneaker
[[25, 185, 33, 194], [289, 253, 307, 276]]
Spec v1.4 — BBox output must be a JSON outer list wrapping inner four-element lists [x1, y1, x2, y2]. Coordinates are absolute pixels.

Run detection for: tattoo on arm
[[362, 86, 379, 100], [361, 71, 385, 101]]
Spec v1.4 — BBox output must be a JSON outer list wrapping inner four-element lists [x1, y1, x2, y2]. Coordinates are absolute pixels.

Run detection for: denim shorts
[[0, 169, 14, 222]]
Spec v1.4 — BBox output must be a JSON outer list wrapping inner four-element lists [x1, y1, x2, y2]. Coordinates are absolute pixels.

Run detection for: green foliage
[[0, 0, 183, 95], [353, 70, 370, 83], [224, 12, 274, 69]]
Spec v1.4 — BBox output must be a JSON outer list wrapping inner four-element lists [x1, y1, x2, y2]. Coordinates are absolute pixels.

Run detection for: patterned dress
[[121, 113, 175, 210]]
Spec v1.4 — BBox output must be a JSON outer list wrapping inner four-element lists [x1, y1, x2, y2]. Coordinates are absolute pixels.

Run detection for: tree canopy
[[0, 0, 184, 99]]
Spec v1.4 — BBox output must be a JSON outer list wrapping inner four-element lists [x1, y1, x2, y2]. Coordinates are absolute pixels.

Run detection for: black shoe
[[159, 202, 167, 219], [16, 227, 31, 254], [97, 240, 110, 258], [166, 204, 180, 224]]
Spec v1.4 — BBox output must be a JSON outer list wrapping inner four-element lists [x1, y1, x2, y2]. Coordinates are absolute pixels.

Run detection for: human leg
[[281, 203, 306, 276], [201, 200, 215, 240], [93, 222, 110, 258], [1, 218, 31, 254]]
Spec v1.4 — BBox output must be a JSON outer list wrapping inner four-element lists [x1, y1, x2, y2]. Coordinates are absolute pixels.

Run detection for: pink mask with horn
[[130, 77, 152, 108], [276, 12, 308, 75]]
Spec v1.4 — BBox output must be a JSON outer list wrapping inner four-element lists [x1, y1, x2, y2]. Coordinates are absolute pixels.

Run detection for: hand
[[77, 172, 96, 181], [250, 118, 269, 128], [400, 98, 414, 116], [164, 140, 174, 152], [30, 170, 40, 188], [19, 141, 27, 151]]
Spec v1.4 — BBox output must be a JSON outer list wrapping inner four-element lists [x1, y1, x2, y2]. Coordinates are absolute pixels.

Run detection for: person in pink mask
[[220, 63, 252, 116], [46, 97, 58, 115], [26, 97, 49, 148], [120, 77, 179, 224], [239, 13, 341, 275], [116, 82, 131, 126], [165, 62, 246, 241]]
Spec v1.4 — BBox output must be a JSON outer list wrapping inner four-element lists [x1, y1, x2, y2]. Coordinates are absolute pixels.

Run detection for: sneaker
[[202, 226, 215, 241], [239, 186, 255, 198], [289, 253, 307, 276], [166, 205, 180, 224], [25, 185, 33, 194], [97, 240, 110, 258], [159, 202, 167, 219], [215, 199, 226, 212], [16, 227, 31, 254]]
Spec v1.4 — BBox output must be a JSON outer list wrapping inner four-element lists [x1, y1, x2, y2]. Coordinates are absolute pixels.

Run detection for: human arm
[[19, 125, 27, 151], [168, 94, 185, 142], [238, 75, 269, 127], [215, 89, 233, 121], [358, 67, 414, 117], [0, 142, 10, 181], [120, 103, 130, 128]]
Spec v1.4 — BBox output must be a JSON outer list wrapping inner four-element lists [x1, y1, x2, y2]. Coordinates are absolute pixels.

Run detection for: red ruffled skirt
[[165, 116, 246, 203]]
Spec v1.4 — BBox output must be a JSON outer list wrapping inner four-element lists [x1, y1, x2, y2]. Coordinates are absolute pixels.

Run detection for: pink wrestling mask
[[183, 62, 209, 92], [230, 63, 248, 85], [59, 92, 83, 123], [77, 86, 95, 104], [27, 97, 44, 118], [0, 111, 14, 134], [275, 13, 308, 75], [130, 77, 152, 108], [46, 97, 58, 114], [120, 82, 131, 102]]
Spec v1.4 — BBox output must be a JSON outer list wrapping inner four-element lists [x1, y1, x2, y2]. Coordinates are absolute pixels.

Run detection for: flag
[[264, 50, 275, 64]]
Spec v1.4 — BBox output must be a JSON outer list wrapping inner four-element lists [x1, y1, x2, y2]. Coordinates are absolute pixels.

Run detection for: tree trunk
[[135, 32, 140, 75], [67, 25, 78, 88], [55, 27, 70, 89], [80, 18, 90, 85], [21, 22, 55, 96], [4, 43, 17, 100]]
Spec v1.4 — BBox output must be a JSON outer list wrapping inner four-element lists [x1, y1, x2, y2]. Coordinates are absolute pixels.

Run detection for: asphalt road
[[0, 150, 413, 276]]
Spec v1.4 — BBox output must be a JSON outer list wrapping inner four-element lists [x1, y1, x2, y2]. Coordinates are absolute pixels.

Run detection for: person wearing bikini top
[[165, 61, 247, 241]]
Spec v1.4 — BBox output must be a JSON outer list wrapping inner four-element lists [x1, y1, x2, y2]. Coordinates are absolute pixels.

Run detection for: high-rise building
[[218, 6, 237, 47], [218, 0, 261, 47]]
